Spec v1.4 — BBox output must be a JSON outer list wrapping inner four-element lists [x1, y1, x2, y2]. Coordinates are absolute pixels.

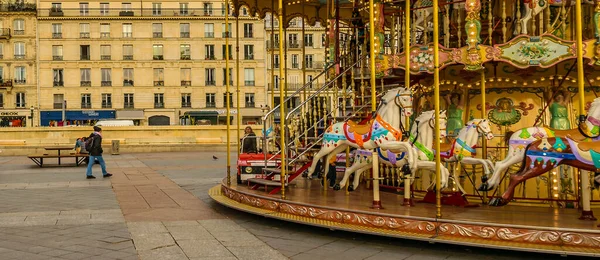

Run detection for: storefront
[[0, 110, 30, 127], [116, 110, 144, 126], [144, 109, 176, 126], [40, 110, 116, 126]]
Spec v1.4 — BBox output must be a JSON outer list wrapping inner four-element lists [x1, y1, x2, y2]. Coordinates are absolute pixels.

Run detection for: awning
[[116, 110, 144, 120], [40, 110, 115, 126], [182, 111, 219, 125]]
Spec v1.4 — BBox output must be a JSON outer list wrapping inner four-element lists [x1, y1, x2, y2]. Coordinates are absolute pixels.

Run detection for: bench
[[28, 153, 89, 168]]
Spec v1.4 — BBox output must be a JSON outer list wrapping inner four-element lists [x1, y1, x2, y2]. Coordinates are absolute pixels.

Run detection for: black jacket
[[88, 133, 103, 156], [242, 132, 257, 153]]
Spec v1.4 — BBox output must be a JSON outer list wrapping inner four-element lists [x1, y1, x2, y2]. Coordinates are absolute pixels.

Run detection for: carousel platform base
[[209, 179, 600, 257]]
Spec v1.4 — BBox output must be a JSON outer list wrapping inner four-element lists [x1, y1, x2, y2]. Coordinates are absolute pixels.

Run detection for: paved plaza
[[0, 151, 576, 259]]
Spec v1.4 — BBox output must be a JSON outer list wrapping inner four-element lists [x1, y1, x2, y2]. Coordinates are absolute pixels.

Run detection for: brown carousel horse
[[489, 135, 600, 206]]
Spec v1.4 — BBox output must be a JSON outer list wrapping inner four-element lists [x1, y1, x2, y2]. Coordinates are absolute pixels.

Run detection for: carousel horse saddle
[[439, 143, 453, 153], [347, 119, 374, 135], [571, 138, 600, 153]]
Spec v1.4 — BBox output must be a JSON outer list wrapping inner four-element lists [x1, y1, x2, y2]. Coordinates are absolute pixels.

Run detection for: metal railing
[[101, 81, 111, 86], [53, 81, 64, 87], [80, 55, 90, 60], [80, 33, 90, 38], [0, 28, 10, 39], [53, 103, 63, 109], [101, 55, 111, 60], [153, 55, 163, 60], [52, 33, 62, 39], [81, 103, 91, 109], [206, 102, 216, 108], [1, 3, 36, 12], [181, 32, 190, 38], [205, 32, 214, 38], [123, 80, 133, 86], [52, 56, 62, 61], [38, 8, 233, 17], [181, 102, 191, 108], [180, 55, 191, 60], [123, 55, 133, 60], [124, 103, 134, 108], [153, 32, 163, 38], [102, 103, 112, 108], [154, 81, 164, 86], [181, 81, 191, 86], [154, 103, 164, 108], [80, 81, 91, 87]]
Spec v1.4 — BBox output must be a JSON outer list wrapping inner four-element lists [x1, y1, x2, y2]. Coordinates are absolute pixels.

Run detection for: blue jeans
[[86, 155, 108, 176]]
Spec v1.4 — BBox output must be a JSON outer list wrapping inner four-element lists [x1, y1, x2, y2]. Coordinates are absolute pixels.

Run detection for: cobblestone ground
[[0, 151, 590, 259]]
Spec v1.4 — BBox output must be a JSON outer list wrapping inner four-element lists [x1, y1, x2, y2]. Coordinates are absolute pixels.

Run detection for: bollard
[[111, 140, 120, 155]]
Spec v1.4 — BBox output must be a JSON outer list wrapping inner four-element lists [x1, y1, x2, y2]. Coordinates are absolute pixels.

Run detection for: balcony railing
[[206, 102, 216, 108], [267, 83, 305, 90], [292, 63, 299, 69], [205, 80, 215, 86], [266, 41, 280, 49], [101, 55, 111, 60], [81, 103, 91, 109], [100, 32, 110, 38], [288, 42, 300, 48], [223, 80, 233, 86], [123, 55, 133, 60], [181, 32, 190, 38], [13, 30, 24, 35], [153, 55, 164, 60], [80, 81, 91, 87], [119, 11, 134, 16], [244, 33, 253, 38], [180, 55, 191, 60], [53, 56, 63, 61], [80, 55, 90, 60], [14, 79, 26, 85], [123, 80, 134, 86], [0, 28, 10, 39], [52, 33, 62, 39], [122, 32, 132, 38], [15, 103, 26, 108], [205, 55, 215, 60], [1, 3, 37, 13], [153, 32, 163, 38], [101, 81, 112, 86], [53, 102, 63, 109], [80, 32, 90, 38], [124, 103, 134, 109], [0, 79, 13, 87], [244, 54, 254, 60], [14, 54, 25, 60], [181, 81, 191, 86], [204, 32, 214, 38], [244, 80, 255, 86], [154, 103, 164, 108], [102, 103, 112, 108], [53, 81, 64, 87], [154, 81, 164, 86], [245, 102, 255, 108], [222, 32, 230, 38], [181, 102, 191, 108]]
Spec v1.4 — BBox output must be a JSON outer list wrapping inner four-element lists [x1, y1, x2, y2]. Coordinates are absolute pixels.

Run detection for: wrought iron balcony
[[206, 102, 216, 108], [245, 80, 255, 86], [122, 32, 132, 38], [80, 55, 90, 60], [180, 55, 191, 60], [0, 28, 10, 39], [244, 54, 254, 60], [205, 80, 215, 86], [81, 103, 91, 109], [153, 32, 163, 38], [14, 79, 26, 85], [245, 102, 255, 108], [154, 81, 164, 86], [100, 32, 110, 38], [204, 32, 214, 38], [52, 33, 62, 39], [181, 32, 190, 38], [123, 80, 134, 86], [101, 81, 112, 86], [13, 30, 24, 35], [123, 55, 133, 60], [80, 32, 90, 38], [181, 102, 191, 108], [205, 55, 215, 60], [101, 55, 111, 60], [14, 54, 25, 60], [80, 81, 91, 87], [181, 81, 191, 86], [124, 103, 134, 109], [53, 56, 63, 61], [153, 55, 164, 60], [53, 102, 63, 109], [53, 81, 64, 87], [154, 103, 164, 108], [102, 103, 112, 108], [2, 3, 37, 13]]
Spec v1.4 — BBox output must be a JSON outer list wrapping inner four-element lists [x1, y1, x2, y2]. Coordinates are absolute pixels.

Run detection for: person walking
[[86, 126, 112, 179]]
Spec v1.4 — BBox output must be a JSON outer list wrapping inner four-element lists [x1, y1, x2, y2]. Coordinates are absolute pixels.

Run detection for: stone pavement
[[0, 151, 575, 259]]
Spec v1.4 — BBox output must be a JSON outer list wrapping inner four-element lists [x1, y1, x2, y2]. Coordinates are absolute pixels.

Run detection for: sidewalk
[[0, 153, 285, 260]]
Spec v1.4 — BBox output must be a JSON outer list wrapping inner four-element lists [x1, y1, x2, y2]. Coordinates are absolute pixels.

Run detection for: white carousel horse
[[482, 97, 600, 192], [517, 0, 594, 35], [413, 0, 465, 33], [334, 110, 449, 191], [306, 87, 416, 183]]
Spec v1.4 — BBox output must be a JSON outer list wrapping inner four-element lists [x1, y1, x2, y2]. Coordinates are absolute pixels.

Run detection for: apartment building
[[0, 1, 38, 127], [37, 0, 267, 126]]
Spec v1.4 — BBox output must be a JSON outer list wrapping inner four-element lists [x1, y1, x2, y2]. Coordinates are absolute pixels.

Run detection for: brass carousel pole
[[225, 0, 231, 186], [402, 0, 413, 207], [481, 70, 487, 204], [575, 0, 596, 220], [271, 2, 276, 111], [369, 0, 382, 209], [433, 0, 442, 219], [278, 0, 287, 199], [302, 4, 307, 144], [236, 6, 241, 158]]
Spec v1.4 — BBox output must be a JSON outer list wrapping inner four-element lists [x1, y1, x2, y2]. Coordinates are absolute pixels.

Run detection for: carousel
[[210, 0, 600, 256]]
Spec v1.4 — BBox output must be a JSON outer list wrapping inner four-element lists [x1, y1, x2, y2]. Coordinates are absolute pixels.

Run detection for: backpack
[[85, 135, 96, 152]]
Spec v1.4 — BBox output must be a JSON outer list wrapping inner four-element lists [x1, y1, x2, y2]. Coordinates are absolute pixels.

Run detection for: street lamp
[[29, 106, 34, 127]]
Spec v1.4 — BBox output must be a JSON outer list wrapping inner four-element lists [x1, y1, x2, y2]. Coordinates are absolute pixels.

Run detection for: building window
[[53, 69, 64, 87], [292, 54, 299, 68], [244, 45, 253, 60], [304, 34, 314, 47], [205, 45, 215, 60], [181, 93, 191, 108], [203, 3, 213, 16], [305, 54, 314, 69], [0, 44, 3, 59], [288, 34, 298, 48], [222, 68, 232, 86], [222, 93, 233, 108], [222, 44, 232, 60], [13, 19, 24, 35], [245, 93, 255, 108], [102, 94, 112, 108], [122, 3, 132, 12], [241, 7, 248, 16], [221, 3, 226, 15], [152, 3, 161, 15], [204, 23, 214, 38], [81, 94, 91, 108], [124, 93, 134, 108], [80, 45, 90, 60], [15, 92, 26, 108], [221, 23, 231, 38], [180, 23, 190, 38], [181, 68, 191, 86], [101, 68, 112, 86], [52, 45, 63, 60], [274, 54, 279, 69], [0, 93, 3, 108], [100, 45, 111, 60], [0, 67, 3, 82], [153, 45, 163, 60], [123, 68, 133, 86], [307, 75, 313, 88], [153, 68, 164, 86], [14, 66, 25, 84], [244, 68, 255, 86], [205, 68, 215, 86], [80, 23, 90, 38], [80, 68, 91, 86], [100, 3, 109, 15], [152, 23, 162, 38], [52, 23, 62, 38], [205, 93, 215, 108], [180, 3, 189, 15], [243, 23, 253, 38], [154, 93, 164, 108], [53, 94, 64, 109], [80, 3, 89, 16], [51, 3, 62, 13], [180, 44, 191, 60], [14, 42, 25, 59], [122, 23, 132, 38], [100, 23, 110, 38], [123, 45, 133, 60]]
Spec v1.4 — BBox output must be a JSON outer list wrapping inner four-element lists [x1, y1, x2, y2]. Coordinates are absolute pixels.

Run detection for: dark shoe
[[86, 175, 96, 179], [103, 173, 113, 178]]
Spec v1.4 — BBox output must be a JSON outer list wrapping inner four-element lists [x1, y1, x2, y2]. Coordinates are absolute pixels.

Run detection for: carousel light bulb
[[554, 194, 559, 198], [467, 84, 472, 88], [523, 82, 528, 85], [476, 82, 480, 85], [553, 179, 558, 183], [591, 79, 596, 83], [490, 78, 494, 82], [532, 80, 537, 84], [558, 76, 563, 80], [459, 83, 464, 86], [505, 78, 510, 82], [553, 187, 558, 190]]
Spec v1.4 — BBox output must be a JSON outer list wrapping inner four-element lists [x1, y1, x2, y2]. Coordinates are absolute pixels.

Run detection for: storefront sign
[[0, 111, 30, 117]]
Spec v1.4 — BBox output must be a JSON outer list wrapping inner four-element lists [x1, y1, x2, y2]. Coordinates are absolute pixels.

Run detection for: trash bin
[[111, 140, 120, 155]]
